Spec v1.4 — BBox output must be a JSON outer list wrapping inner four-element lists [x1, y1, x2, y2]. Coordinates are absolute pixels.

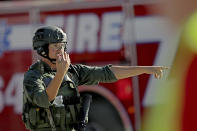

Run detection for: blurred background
[[0, 0, 197, 131]]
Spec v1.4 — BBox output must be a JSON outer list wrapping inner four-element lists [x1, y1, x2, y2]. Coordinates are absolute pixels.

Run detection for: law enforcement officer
[[22, 26, 167, 131]]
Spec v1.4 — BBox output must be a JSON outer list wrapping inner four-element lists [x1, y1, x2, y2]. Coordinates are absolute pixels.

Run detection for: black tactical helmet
[[33, 26, 67, 61]]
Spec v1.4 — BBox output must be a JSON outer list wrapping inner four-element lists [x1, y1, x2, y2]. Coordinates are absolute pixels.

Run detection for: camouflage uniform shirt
[[22, 60, 117, 130]]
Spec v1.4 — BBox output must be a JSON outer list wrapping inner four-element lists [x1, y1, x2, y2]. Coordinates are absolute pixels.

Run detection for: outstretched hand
[[147, 66, 169, 79]]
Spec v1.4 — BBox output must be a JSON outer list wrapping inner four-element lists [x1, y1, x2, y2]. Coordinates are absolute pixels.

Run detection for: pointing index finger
[[161, 66, 169, 70]]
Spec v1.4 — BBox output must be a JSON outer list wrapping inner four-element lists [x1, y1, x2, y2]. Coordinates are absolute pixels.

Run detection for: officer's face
[[48, 43, 65, 60]]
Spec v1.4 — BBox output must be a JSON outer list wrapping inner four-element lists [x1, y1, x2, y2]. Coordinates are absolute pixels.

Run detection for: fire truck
[[0, 1, 178, 131]]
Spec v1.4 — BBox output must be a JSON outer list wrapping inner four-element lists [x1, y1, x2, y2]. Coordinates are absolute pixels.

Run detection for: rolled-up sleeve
[[73, 64, 118, 85], [23, 71, 52, 108]]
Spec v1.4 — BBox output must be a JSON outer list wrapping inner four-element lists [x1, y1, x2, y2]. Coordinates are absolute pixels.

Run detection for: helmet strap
[[48, 57, 56, 64], [36, 45, 56, 64], [37, 43, 67, 64]]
